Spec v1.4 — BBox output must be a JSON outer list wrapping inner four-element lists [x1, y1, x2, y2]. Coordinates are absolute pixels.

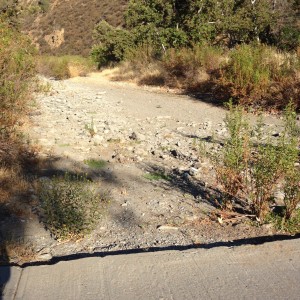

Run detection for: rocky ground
[[0, 73, 292, 264]]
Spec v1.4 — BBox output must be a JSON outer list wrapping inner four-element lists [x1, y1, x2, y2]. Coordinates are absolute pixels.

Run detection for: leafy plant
[[218, 44, 299, 108], [38, 173, 108, 240], [216, 100, 250, 209], [280, 102, 300, 220], [265, 209, 300, 234], [91, 20, 135, 68]]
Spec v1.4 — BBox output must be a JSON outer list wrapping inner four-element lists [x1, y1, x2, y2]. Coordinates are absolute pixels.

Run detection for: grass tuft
[[144, 172, 171, 181], [84, 159, 107, 169]]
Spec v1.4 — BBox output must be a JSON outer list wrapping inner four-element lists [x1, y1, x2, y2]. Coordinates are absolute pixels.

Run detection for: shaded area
[[0, 148, 121, 259], [141, 162, 251, 216]]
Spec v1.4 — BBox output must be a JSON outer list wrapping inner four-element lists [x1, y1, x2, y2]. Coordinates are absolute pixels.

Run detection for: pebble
[[157, 225, 179, 231]]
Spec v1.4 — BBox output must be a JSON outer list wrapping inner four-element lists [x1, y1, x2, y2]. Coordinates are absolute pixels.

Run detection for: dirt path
[[5, 73, 285, 262]]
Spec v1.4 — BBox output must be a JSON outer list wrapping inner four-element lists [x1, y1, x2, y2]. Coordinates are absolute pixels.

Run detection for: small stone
[[93, 135, 104, 143], [37, 253, 52, 261], [182, 172, 191, 180], [273, 190, 285, 205], [170, 149, 178, 157], [189, 167, 198, 176], [129, 132, 138, 140], [157, 225, 179, 231]]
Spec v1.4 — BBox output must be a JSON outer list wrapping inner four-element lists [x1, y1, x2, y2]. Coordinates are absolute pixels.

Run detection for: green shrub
[[0, 18, 36, 138], [38, 173, 108, 240], [91, 20, 135, 68], [216, 101, 250, 209], [144, 171, 171, 181], [215, 100, 299, 222], [280, 102, 300, 220]]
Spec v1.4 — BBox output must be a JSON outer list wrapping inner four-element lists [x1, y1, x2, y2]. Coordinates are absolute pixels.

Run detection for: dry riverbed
[[0, 73, 290, 264]]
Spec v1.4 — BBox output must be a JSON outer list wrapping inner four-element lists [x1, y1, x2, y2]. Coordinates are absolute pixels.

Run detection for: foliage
[[125, 0, 188, 51], [38, 173, 108, 240], [216, 100, 300, 222], [91, 20, 135, 67], [0, 18, 36, 138], [123, 0, 299, 52], [280, 102, 300, 220], [216, 101, 250, 209], [161, 45, 223, 87], [265, 209, 300, 234]]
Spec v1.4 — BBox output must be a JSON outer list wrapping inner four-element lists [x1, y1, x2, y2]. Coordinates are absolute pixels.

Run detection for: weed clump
[[38, 173, 109, 240], [84, 159, 107, 169], [144, 171, 171, 182]]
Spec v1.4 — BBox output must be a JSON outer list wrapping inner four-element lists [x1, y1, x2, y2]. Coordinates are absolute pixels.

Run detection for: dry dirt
[[0, 72, 288, 264]]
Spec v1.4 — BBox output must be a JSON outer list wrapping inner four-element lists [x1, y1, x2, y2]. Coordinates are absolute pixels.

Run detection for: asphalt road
[[1, 238, 300, 300]]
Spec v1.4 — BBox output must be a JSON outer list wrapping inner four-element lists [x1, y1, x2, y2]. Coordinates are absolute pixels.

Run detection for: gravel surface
[[0, 73, 289, 263]]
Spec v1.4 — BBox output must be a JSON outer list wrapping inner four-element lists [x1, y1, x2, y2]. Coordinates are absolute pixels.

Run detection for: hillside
[[21, 0, 128, 56]]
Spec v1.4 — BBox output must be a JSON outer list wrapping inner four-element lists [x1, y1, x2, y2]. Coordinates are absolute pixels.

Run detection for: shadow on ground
[[12, 233, 300, 268], [140, 162, 249, 212]]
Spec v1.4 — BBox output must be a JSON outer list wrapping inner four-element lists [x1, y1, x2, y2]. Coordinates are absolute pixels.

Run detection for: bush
[[215, 100, 300, 222], [38, 173, 109, 240], [0, 18, 36, 138], [91, 20, 135, 68], [215, 101, 250, 210]]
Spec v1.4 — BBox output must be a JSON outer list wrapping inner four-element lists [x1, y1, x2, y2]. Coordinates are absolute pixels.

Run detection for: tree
[[91, 20, 135, 67], [125, 0, 188, 51]]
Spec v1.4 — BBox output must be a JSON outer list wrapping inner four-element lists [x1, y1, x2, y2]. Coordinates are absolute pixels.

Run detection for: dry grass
[[1, 241, 36, 265], [37, 55, 95, 79], [111, 44, 300, 110], [112, 45, 223, 90]]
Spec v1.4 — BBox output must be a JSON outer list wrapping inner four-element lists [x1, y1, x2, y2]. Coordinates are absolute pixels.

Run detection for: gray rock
[[189, 167, 198, 176]]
